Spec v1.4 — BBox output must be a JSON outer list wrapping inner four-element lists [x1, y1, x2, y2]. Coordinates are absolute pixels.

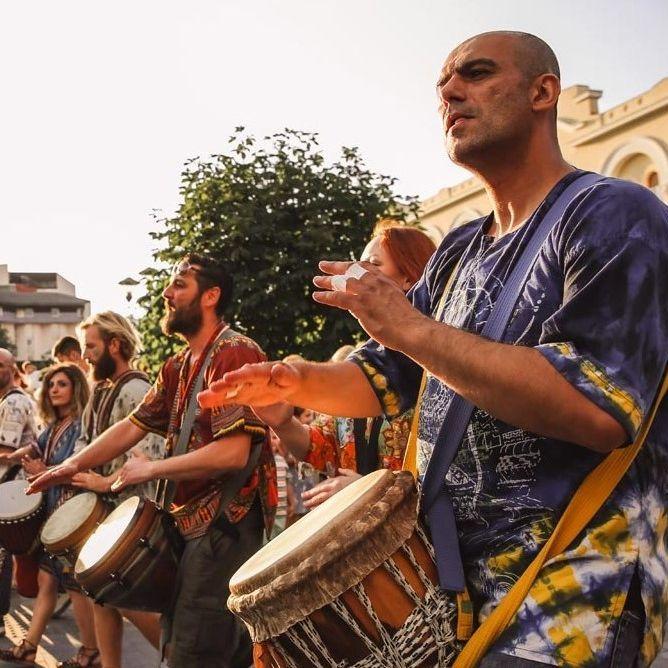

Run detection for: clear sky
[[3, 0, 667, 314]]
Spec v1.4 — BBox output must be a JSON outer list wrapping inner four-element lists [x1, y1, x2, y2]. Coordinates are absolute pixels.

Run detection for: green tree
[[138, 128, 420, 374], [0, 327, 15, 354]]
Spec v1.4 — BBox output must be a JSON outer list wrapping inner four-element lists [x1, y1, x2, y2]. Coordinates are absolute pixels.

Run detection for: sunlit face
[[48, 372, 73, 412], [161, 268, 204, 337], [361, 237, 409, 290], [436, 34, 531, 167]]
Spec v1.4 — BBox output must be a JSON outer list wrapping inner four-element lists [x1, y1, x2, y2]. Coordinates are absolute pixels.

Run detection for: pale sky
[[3, 0, 667, 314]]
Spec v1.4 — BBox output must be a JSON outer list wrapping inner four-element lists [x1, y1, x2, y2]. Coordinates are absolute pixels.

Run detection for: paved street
[[1, 592, 159, 668]]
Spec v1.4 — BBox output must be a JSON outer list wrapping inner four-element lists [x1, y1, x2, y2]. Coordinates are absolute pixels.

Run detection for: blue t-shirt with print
[[351, 171, 668, 666]]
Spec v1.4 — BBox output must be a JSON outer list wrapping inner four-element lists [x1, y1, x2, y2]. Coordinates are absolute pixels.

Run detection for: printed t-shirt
[[350, 172, 668, 666], [131, 327, 277, 540]]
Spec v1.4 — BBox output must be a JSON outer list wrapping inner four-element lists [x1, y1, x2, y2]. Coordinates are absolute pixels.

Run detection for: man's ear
[[530, 73, 560, 114], [203, 286, 222, 310], [108, 337, 121, 356]]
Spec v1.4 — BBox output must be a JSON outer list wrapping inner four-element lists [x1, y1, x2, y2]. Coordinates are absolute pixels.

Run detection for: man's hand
[[71, 470, 113, 494], [21, 457, 46, 476], [301, 468, 361, 508], [26, 460, 79, 494], [312, 261, 423, 350], [111, 455, 157, 493], [198, 361, 302, 410]]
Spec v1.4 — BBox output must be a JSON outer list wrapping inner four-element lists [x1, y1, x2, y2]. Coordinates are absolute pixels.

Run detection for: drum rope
[[285, 619, 342, 667]]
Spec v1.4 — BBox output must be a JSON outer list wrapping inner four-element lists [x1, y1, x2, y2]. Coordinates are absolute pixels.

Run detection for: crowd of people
[[1, 29, 667, 668]]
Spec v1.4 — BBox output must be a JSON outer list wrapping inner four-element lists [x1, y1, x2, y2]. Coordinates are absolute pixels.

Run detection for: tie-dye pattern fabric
[[349, 172, 668, 666]]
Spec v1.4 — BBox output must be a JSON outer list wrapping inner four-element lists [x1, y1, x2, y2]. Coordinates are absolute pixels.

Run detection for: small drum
[[229, 469, 459, 668], [41, 492, 111, 566], [0, 480, 45, 555], [75, 496, 183, 613]]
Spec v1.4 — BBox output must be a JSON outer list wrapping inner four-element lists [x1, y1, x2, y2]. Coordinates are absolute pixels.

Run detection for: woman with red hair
[[259, 221, 436, 510]]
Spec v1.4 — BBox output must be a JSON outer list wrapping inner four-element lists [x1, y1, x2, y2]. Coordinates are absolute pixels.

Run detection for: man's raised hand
[[197, 361, 302, 410]]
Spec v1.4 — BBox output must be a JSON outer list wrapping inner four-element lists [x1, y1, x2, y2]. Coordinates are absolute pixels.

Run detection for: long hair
[[38, 363, 90, 424], [77, 311, 142, 363], [373, 221, 437, 286]]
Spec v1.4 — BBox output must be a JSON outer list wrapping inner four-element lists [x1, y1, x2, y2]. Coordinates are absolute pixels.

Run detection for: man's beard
[[161, 298, 203, 337], [92, 345, 117, 382]]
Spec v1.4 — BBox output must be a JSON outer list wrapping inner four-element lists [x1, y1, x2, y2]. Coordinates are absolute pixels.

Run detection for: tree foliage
[[137, 128, 420, 375], [0, 327, 15, 355]]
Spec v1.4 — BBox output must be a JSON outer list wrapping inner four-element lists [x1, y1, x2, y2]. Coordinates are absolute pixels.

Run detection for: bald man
[[198, 32, 668, 666], [0, 348, 38, 636]]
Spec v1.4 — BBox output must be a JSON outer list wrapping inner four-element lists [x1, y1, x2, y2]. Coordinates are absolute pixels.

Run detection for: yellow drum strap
[[454, 367, 668, 667]]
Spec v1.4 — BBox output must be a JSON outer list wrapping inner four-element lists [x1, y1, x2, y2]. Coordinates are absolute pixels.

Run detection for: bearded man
[[198, 32, 668, 667], [70, 311, 165, 668], [30, 254, 277, 668]]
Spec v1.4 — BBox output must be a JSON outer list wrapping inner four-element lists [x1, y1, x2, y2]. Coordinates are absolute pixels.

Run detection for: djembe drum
[[75, 496, 183, 613], [41, 492, 111, 566], [0, 480, 45, 555], [229, 469, 459, 668]]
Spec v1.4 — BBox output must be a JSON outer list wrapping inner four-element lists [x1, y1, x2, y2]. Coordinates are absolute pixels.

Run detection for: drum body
[[0, 480, 45, 555], [41, 492, 111, 566], [229, 469, 458, 668], [74, 496, 183, 613]]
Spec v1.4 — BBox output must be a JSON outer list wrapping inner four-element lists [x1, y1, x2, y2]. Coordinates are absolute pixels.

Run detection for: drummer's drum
[[0, 480, 45, 555], [41, 492, 111, 566], [74, 496, 183, 613], [228, 469, 459, 668]]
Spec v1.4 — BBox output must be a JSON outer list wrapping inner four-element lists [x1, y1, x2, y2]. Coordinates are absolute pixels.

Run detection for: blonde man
[[72, 312, 164, 668]]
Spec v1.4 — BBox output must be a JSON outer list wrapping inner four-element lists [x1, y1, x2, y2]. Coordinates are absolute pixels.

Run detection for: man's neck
[[110, 359, 132, 382], [475, 144, 573, 238], [185, 318, 225, 360]]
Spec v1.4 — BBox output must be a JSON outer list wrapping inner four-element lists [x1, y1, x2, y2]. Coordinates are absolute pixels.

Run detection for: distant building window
[[644, 169, 660, 189], [17, 308, 34, 318], [51, 307, 60, 316]]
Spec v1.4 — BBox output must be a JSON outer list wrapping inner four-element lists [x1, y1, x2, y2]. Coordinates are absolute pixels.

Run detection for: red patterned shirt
[[130, 324, 277, 539]]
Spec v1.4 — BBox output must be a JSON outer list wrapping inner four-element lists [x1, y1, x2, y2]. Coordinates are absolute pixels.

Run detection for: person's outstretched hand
[[198, 361, 302, 410]]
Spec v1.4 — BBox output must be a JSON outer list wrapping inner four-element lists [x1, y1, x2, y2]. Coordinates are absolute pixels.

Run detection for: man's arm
[[112, 432, 251, 491], [27, 418, 147, 493], [311, 261, 627, 454], [401, 314, 626, 452], [199, 360, 382, 418]]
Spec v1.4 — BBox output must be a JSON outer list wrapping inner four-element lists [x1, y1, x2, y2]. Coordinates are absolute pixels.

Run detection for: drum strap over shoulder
[[454, 366, 668, 666], [157, 326, 236, 510], [417, 173, 606, 596]]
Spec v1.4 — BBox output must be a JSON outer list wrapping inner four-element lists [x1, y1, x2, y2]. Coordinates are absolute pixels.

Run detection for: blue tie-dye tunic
[[350, 171, 668, 666]]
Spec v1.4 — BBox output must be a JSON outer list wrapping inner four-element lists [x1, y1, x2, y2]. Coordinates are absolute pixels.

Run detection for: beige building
[[0, 265, 90, 361], [420, 79, 668, 237]]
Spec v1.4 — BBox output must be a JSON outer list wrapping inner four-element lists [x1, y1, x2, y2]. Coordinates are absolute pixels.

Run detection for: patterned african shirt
[[350, 172, 668, 666], [130, 324, 277, 540], [305, 411, 412, 474], [75, 372, 166, 502], [0, 388, 38, 451]]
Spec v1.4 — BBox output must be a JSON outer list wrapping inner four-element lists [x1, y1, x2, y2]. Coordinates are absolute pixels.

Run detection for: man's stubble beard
[[161, 298, 204, 338]]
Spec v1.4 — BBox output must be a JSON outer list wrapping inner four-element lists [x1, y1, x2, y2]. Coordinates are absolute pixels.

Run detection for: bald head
[[462, 31, 560, 82], [0, 349, 14, 366], [0, 348, 16, 392]]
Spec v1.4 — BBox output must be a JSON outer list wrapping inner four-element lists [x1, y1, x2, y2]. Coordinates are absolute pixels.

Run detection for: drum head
[[0, 480, 42, 520], [231, 469, 391, 588], [41, 493, 100, 546], [75, 496, 140, 574]]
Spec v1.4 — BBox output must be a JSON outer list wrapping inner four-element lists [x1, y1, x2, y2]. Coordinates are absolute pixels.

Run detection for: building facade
[[0, 265, 90, 361], [420, 79, 668, 237]]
